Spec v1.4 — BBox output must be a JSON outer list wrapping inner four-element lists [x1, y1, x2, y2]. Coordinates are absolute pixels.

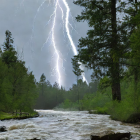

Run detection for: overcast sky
[[0, 0, 92, 89]]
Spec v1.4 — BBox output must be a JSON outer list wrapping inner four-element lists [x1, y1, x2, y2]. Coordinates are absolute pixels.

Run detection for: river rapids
[[0, 110, 140, 140]]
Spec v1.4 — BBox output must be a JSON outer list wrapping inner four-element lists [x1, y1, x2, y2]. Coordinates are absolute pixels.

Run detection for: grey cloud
[[0, 0, 92, 89]]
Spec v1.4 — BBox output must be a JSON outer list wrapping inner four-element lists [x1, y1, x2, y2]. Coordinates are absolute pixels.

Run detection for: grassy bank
[[0, 111, 39, 121]]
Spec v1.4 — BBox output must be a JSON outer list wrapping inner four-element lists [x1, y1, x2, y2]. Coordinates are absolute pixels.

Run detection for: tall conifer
[[73, 0, 131, 100]]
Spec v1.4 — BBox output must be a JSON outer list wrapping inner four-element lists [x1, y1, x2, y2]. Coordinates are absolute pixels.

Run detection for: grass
[[94, 107, 108, 115], [0, 112, 14, 120], [0, 111, 38, 120]]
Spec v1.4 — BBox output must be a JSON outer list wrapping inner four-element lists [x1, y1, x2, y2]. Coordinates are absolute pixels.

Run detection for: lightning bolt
[[44, 0, 88, 86], [34, 0, 88, 86], [62, 0, 89, 85], [52, 0, 61, 86], [17, 0, 88, 87]]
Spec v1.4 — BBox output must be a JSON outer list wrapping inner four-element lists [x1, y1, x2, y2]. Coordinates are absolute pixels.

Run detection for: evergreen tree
[[73, 0, 131, 101], [129, 25, 140, 86], [71, 56, 83, 81], [0, 30, 37, 113], [3, 30, 14, 51], [122, 0, 140, 86], [71, 56, 84, 103], [53, 82, 59, 105], [53, 82, 59, 89], [2, 30, 17, 66], [40, 73, 46, 83], [46, 80, 52, 87]]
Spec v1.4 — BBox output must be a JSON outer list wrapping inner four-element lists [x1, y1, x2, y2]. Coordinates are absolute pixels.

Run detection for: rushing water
[[0, 110, 140, 140]]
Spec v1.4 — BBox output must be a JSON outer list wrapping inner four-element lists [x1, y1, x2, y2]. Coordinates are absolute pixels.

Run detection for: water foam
[[0, 110, 140, 140]]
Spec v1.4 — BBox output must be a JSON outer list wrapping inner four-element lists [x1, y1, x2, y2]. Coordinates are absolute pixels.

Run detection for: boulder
[[126, 113, 140, 123], [89, 110, 96, 114], [90, 131, 131, 140], [30, 138, 41, 140], [0, 126, 7, 132]]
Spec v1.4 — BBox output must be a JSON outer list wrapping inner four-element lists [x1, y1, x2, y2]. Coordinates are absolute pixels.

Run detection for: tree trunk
[[16, 110, 17, 116], [112, 80, 121, 101], [111, 62, 121, 101], [111, 0, 121, 101], [56, 93, 57, 106], [20, 109, 21, 117], [134, 68, 138, 86], [77, 76, 79, 104]]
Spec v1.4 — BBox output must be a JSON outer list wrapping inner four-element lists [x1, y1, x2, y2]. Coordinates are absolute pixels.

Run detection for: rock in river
[[90, 131, 131, 140], [29, 138, 41, 140], [0, 126, 7, 132]]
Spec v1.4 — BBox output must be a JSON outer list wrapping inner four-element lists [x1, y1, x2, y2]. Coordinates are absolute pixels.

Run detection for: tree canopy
[[73, 0, 139, 101]]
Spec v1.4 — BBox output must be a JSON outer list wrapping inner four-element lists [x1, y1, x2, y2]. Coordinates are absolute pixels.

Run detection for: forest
[[36, 0, 140, 123], [0, 0, 140, 124]]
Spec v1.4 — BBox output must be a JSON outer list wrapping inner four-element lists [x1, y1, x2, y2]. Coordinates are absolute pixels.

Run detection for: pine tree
[[71, 56, 83, 104], [0, 30, 37, 113], [73, 0, 131, 101], [2, 30, 17, 66], [46, 80, 52, 87], [71, 56, 83, 81], [53, 82, 59, 106], [122, 0, 140, 85], [3, 30, 14, 51], [129, 25, 140, 85], [53, 82, 59, 89], [40, 73, 46, 83]]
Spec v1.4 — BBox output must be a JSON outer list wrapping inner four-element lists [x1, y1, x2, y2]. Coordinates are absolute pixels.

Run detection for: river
[[0, 110, 140, 140]]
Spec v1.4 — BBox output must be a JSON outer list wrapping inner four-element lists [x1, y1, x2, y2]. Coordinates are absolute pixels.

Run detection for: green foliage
[[40, 73, 46, 83], [0, 111, 14, 120], [71, 56, 83, 78], [2, 30, 14, 51], [79, 75, 140, 122], [35, 75, 64, 109], [60, 99, 73, 109], [0, 30, 37, 115], [35, 78, 99, 110], [2, 48, 17, 66], [94, 107, 108, 115], [56, 99, 79, 111], [82, 89, 112, 111], [0, 111, 38, 120], [106, 98, 137, 122], [79, 93, 94, 111], [99, 76, 111, 92], [73, 0, 136, 100]]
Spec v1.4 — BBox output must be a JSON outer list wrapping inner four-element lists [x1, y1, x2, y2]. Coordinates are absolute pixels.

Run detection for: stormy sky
[[0, 0, 92, 89]]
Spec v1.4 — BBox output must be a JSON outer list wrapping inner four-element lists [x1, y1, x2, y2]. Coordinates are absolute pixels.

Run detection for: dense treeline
[[35, 73, 98, 109], [0, 30, 37, 114], [35, 73, 64, 109]]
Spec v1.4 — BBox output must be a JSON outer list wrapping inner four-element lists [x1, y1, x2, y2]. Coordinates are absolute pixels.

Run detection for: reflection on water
[[0, 110, 140, 140]]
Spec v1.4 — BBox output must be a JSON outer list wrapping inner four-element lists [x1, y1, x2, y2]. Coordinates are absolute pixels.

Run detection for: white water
[[0, 110, 140, 140]]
